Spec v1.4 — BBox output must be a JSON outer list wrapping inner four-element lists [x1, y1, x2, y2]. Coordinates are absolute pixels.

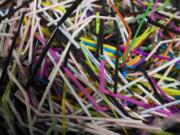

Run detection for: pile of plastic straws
[[0, 0, 180, 134]]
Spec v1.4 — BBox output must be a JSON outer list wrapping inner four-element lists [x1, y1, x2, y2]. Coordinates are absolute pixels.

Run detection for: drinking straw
[[121, 0, 154, 67], [25, 0, 83, 89], [109, 0, 132, 62], [64, 67, 108, 111], [0, 14, 25, 85], [0, 0, 32, 22], [0, 0, 180, 134]]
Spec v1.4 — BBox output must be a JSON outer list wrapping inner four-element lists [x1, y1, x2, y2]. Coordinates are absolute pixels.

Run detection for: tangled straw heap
[[0, 0, 180, 135]]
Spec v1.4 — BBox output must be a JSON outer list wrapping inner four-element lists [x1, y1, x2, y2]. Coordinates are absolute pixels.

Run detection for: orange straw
[[158, 33, 176, 67], [108, 0, 132, 59]]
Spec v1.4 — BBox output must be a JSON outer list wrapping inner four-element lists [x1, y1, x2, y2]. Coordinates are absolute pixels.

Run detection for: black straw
[[25, 0, 83, 89], [124, 67, 166, 103], [147, 17, 180, 35], [95, 18, 104, 56]]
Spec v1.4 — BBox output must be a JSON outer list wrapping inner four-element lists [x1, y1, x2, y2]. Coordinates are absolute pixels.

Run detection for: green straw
[[122, 0, 154, 62]]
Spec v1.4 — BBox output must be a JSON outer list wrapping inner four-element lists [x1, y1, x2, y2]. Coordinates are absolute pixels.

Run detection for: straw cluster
[[0, 0, 179, 135]]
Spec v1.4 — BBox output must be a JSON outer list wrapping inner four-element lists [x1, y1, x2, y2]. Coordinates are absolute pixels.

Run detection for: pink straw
[[99, 60, 171, 115], [64, 67, 108, 111]]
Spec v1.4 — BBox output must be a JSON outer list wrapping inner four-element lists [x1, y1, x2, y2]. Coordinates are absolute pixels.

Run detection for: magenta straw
[[99, 60, 171, 115], [64, 67, 108, 111]]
